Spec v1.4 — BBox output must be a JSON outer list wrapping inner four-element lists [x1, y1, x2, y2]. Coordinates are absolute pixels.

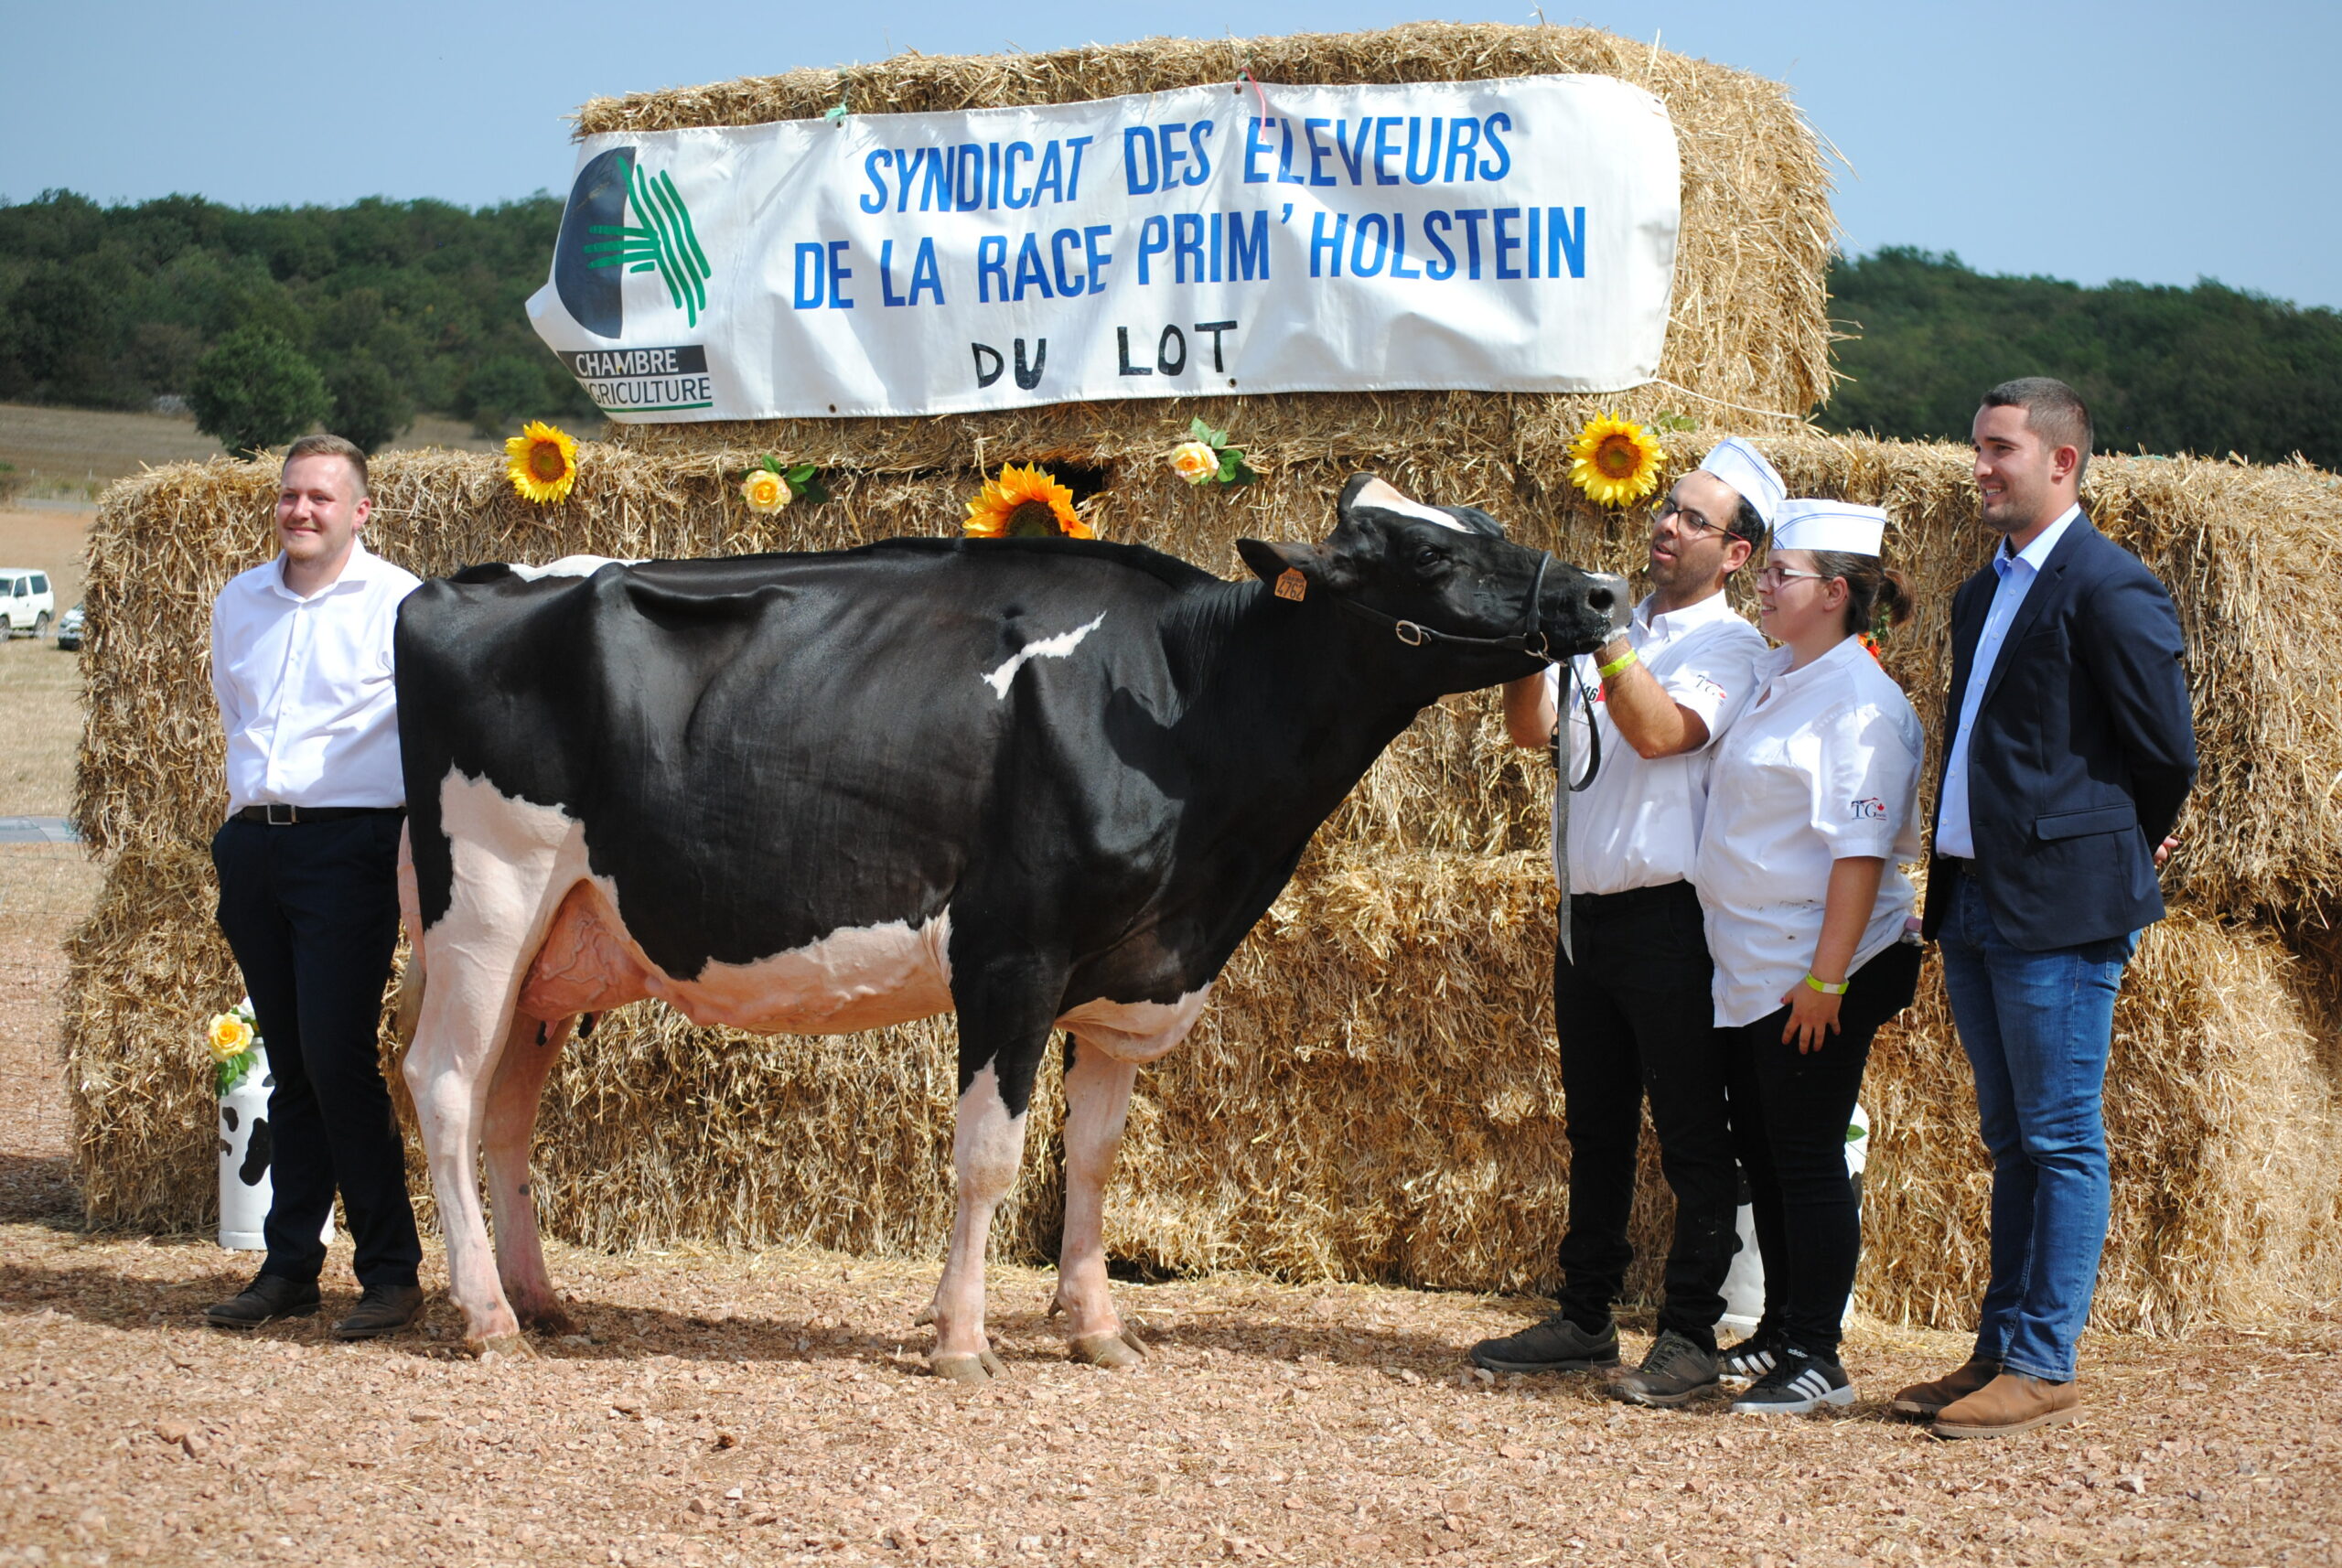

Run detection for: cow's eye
[[1412, 545, 1445, 570]]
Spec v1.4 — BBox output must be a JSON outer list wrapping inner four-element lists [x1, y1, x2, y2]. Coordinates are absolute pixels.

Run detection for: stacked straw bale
[[575, 21, 1838, 442], [65, 432, 2342, 1329], [59, 24, 2342, 1328]]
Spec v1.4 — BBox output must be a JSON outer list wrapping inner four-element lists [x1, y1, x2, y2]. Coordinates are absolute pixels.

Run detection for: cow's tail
[[392, 821, 426, 1047]]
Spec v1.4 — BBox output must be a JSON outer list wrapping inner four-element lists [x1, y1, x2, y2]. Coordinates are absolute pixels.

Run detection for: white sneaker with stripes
[[1729, 1346, 1854, 1413]]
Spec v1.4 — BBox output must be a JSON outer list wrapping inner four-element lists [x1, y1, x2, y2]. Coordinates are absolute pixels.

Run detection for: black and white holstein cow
[[393, 475, 1617, 1377]]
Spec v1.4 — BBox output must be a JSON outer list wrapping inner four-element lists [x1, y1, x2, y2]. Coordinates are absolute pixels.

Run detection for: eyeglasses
[[1755, 564, 1829, 590], [1652, 498, 1740, 542]]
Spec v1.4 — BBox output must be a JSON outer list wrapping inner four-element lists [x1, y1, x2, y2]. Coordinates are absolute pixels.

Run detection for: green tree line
[[0, 189, 595, 452], [3, 193, 2337, 468], [1821, 248, 2342, 470]]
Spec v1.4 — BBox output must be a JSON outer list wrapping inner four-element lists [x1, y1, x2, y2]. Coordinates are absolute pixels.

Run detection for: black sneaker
[[1606, 1329, 1719, 1407], [1729, 1345, 1854, 1413], [203, 1273, 321, 1331], [1718, 1326, 1788, 1387], [1469, 1313, 1619, 1373]]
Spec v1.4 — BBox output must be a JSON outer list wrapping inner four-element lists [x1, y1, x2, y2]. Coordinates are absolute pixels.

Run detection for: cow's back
[[397, 539, 1220, 982]]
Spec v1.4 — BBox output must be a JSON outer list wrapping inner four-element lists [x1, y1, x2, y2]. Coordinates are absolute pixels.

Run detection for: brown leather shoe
[[1931, 1371, 2079, 1439], [1888, 1357, 2002, 1418]]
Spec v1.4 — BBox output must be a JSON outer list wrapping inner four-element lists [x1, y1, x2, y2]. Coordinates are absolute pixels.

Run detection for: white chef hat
[[1770, 498, 1887, 557], [1695, 437, 1786, 527]]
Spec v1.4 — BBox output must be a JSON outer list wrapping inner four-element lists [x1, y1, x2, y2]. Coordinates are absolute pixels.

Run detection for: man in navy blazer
[[1896, 378, 2197, 1440]]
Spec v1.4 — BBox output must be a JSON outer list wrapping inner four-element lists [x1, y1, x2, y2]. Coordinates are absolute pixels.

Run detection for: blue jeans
[[1938, 871, 2137, 1382]]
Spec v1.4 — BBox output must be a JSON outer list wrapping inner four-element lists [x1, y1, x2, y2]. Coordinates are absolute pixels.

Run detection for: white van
[[0, 569, 56, 638]]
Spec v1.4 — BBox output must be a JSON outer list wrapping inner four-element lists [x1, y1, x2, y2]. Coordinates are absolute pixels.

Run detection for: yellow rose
[[1169, 440, 1219, 483], [741, 468, 791, 513], [208, 1014, 253, 1062]]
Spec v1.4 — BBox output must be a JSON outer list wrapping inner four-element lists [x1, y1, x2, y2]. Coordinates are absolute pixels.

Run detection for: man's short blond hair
[[283, 434, 371, 499]]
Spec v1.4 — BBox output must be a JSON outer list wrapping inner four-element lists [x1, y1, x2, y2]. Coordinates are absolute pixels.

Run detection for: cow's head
[[1236, 476, 1620, 682]]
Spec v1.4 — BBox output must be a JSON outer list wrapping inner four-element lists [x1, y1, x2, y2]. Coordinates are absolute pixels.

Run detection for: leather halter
[[1327, 550, 1559, 662], [1317, 552, 1604, 793]]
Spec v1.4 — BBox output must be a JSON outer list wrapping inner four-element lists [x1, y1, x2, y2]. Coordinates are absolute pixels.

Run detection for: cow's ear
[[1338, 473, 1384, 518], [1237, 537, 1317, 585]]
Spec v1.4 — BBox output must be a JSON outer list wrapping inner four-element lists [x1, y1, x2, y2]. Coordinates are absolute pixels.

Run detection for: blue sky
[[5, 1, 2336, 307]]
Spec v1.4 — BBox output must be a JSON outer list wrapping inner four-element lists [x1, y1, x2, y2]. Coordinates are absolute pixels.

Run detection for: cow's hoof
[[930, 1349, 1006, 1383], [1069, 1329, 1146, 1369], [465, 1332, 536, 1361], [521, 1305, 578, 1337]]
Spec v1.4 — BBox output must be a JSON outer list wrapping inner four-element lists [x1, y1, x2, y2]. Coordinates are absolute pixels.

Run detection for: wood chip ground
[[4, 597, 2337, 1564]]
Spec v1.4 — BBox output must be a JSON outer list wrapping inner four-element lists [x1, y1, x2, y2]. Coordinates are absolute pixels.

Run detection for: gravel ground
[[5, 844, 2338, 1568]]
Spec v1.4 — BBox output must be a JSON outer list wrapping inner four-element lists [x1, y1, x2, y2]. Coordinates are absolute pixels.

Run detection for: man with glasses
[[1470, 437, 1779, 1407]]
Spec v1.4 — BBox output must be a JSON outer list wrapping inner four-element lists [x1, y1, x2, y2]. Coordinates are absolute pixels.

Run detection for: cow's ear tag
[[1274, 568, 1307, 602]]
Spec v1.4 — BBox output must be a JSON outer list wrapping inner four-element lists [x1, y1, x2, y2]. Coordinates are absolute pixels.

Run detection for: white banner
[[527, 75, 1680, 421]]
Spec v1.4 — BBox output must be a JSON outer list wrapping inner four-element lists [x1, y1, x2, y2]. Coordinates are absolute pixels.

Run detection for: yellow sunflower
[[208, 1014, 253, 1063], [1567, 413, 1665, 509], [505, 421, 579, 504], [963, 462, 1092, 539]]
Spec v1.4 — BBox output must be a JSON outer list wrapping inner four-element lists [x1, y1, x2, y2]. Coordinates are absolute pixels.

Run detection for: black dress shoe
[[204, 1273, 321, 1330], [332, 1283, 427, 1340]]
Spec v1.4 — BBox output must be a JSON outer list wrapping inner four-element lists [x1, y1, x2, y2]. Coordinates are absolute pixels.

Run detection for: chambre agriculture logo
[[553, 146, 714, 338]]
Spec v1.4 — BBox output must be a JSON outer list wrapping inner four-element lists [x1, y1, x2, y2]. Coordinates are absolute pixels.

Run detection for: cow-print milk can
[[216, 1044, 333, 1251]]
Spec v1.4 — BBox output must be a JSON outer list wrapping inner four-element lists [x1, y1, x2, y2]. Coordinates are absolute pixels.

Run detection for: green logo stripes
[[585, 163, 714, 328]]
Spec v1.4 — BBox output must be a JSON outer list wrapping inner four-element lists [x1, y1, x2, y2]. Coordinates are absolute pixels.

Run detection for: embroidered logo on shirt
[[1850, 797, 1886, 821], [1689, 674, 1726, 704]]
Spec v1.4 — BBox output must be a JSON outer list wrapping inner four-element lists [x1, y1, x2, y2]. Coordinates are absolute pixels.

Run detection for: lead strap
[[1552, 654, 1603, 963]]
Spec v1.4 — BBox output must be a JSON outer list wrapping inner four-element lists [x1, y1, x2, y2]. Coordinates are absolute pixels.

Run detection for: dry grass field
[[0, 403, 500, 502], [2, 510, 2337, 1567], [0, 506, 96, 820]]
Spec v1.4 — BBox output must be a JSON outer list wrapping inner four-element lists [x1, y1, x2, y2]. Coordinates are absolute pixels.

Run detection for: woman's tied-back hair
[[1810, 550, 1912, 639]]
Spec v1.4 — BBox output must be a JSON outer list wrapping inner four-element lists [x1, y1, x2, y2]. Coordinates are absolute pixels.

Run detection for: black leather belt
[[1570, 879, 1694, 912], [232, 805, 405, 825]]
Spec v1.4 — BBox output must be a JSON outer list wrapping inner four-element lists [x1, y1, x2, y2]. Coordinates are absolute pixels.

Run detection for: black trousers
[[1722, 940, 1921, 1359], [211, 814, 421, 1288], [1552, 879, 1740, 1349]]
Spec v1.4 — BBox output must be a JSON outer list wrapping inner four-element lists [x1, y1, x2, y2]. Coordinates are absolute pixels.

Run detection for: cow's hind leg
[[923, 969, 1057, 1383], [407, 964, 527, 1357], [1054, 1036, 1144, 1369], [482, 1011, 576, 1338], [404, 797, 575, 1357]]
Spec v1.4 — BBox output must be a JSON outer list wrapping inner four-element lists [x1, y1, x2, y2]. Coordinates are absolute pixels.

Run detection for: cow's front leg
[[924, 972, 1055, 1383], [1055, 1036, 1144, 1369]]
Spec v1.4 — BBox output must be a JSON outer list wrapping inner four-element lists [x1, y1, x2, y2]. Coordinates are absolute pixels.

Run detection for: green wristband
[[1803, 974, 1849, 996], [1596, 647, 1638, 681]]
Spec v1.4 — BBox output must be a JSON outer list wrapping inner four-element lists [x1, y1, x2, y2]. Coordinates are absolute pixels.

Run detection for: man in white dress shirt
[[202, 434, 427, 1339], [1469, 438, 1778, 1407]]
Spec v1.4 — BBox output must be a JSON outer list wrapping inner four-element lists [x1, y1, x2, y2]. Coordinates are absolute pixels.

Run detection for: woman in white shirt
[[1691, 499, 1925, 1414]]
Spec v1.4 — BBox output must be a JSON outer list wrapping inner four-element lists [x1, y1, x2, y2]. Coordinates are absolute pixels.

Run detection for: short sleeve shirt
[[1542, 590, 1768, 895], [1692, 637, 1925, 1027]]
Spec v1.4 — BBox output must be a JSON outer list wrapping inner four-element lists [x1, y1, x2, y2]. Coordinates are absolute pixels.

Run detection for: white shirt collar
[[1997, 504, 2079, 576], [1765, 632, 1870, 692], [1635, 585, 1741, 638], [268, 537, 384, 602]]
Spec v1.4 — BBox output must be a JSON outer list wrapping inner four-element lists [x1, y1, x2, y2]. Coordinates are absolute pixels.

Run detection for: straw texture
[[57, 23, 2342, 1329]]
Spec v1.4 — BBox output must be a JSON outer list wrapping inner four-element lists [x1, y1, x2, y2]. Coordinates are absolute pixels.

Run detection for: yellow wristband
[[1596, 648, 1638, 681], [1803, 974, 1849, 996]]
